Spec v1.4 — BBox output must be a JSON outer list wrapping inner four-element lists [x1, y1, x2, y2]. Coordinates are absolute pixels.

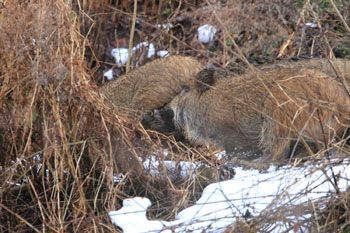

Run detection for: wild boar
[[165, 65, 350, 160], [99, 56, 203, 118]]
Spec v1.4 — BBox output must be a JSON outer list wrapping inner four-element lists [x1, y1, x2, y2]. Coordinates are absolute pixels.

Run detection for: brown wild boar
[[141, 67, 233, 136], [142, 58, 350, 153], [164, 65, 350, 160], [99, 56, 203, 117]]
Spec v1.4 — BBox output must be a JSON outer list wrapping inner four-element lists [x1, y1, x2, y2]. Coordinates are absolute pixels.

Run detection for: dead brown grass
[[0, 1, 199, 231], [0, 1, 131, 231], [1, 0, 350, 232]]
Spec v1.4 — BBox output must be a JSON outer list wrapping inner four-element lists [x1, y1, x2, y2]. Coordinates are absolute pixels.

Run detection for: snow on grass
[[197, 24, 217, 43], [305, 22, 318, 28], [132, 42, 156, 58], [112, 152, 205, 185], [142, 154, 203, 179], [109, 197, 172, 233], [157, 50, 169, 58], [156, 23, 174, 31], [109, 158, 350, 232], [111, 48, 129, 66], [103, 69, 114, 80], [110, 42, 168, 68], [147, 43, 156, 58]]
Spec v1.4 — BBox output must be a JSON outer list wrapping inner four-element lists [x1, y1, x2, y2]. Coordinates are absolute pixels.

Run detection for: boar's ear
[[196, 67, 232, 94], [195, 68, 216, 94]]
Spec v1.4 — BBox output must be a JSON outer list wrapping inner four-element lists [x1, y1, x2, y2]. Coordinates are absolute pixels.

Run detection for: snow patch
[[111, 42, 158, 68], [147, 43, 156, 58], [197, 24, 217, 43], [111, 48, 129, 66], [143, 155, 202, 179], [156, 23, 174, 30], [109, 197, 172, 233], [131, 42, 156, 58], [157, 50, 170, 58], [103, 69, 114, 80], [109, 159, 350, 232], [305, 22, 318, 28]]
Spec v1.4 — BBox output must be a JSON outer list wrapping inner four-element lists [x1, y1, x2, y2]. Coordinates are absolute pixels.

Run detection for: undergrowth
[[0, 0, 350, 232]]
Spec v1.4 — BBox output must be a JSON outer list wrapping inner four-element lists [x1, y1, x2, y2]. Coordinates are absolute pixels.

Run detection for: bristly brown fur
[[168, 65, 350, 160], [261, 58, 350, 82], [195, 67, 233, 94], [99, 56, 203, 118]]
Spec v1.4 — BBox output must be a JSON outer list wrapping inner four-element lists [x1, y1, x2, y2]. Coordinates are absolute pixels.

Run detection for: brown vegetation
[[0, 2, 213, 231], [1, 0, 350, 232], [0, 1, 170, 231]]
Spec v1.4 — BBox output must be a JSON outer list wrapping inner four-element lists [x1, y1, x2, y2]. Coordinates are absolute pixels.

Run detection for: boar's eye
[[159, 107, 174, 121], [180, 85, 190, 95]]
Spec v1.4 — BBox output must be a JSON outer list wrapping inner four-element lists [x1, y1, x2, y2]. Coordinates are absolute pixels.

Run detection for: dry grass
[[0, 0, 200, 231], [0, 1, 132, 231], [1, 0, 350, 232]]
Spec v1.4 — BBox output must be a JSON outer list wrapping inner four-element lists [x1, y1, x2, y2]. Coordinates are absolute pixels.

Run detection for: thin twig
[[126, 0, 138, 72], [316, 109, 340, 195], [0, 203, 41, 233], [329, 0, 350, 35]]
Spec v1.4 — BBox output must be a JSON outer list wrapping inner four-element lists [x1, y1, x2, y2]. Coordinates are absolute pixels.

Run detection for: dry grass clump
[[74, 0, 206, 85], [312, 191, 350, 232], [0, 1, 122, 231], [73, 0, 350, 80], [189, 0, 350, 70], [0, 1, 203, 231], [0, 1, 223, 231]]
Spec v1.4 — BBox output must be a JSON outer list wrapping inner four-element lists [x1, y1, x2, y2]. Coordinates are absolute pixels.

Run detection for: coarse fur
[[99, 55, 203, 117], [141, 66, 233, 136], [168, 65, 350, 160], [261, 58, 350, 82], [226, 58, 350, 86]]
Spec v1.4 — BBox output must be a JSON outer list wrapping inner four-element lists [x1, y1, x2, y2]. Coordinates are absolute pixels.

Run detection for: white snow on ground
[[157, 50, 170, 58], [215, 151, 226, 160], [143, 155, 203, 179], [111, 48, 129, 66], [110, 41, 168, 68], [156, 23, 174, 31], [110, 23, 218, 67], [305, 22, 318, 28], [103, 69, 114, 80], [109, 197, 173, 233], [147, 43, 156, 58], [113, 152, 205, 184], [132, 42, 156, 58], [109, 158, 350, 233], [197, 24, 217, 43]]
